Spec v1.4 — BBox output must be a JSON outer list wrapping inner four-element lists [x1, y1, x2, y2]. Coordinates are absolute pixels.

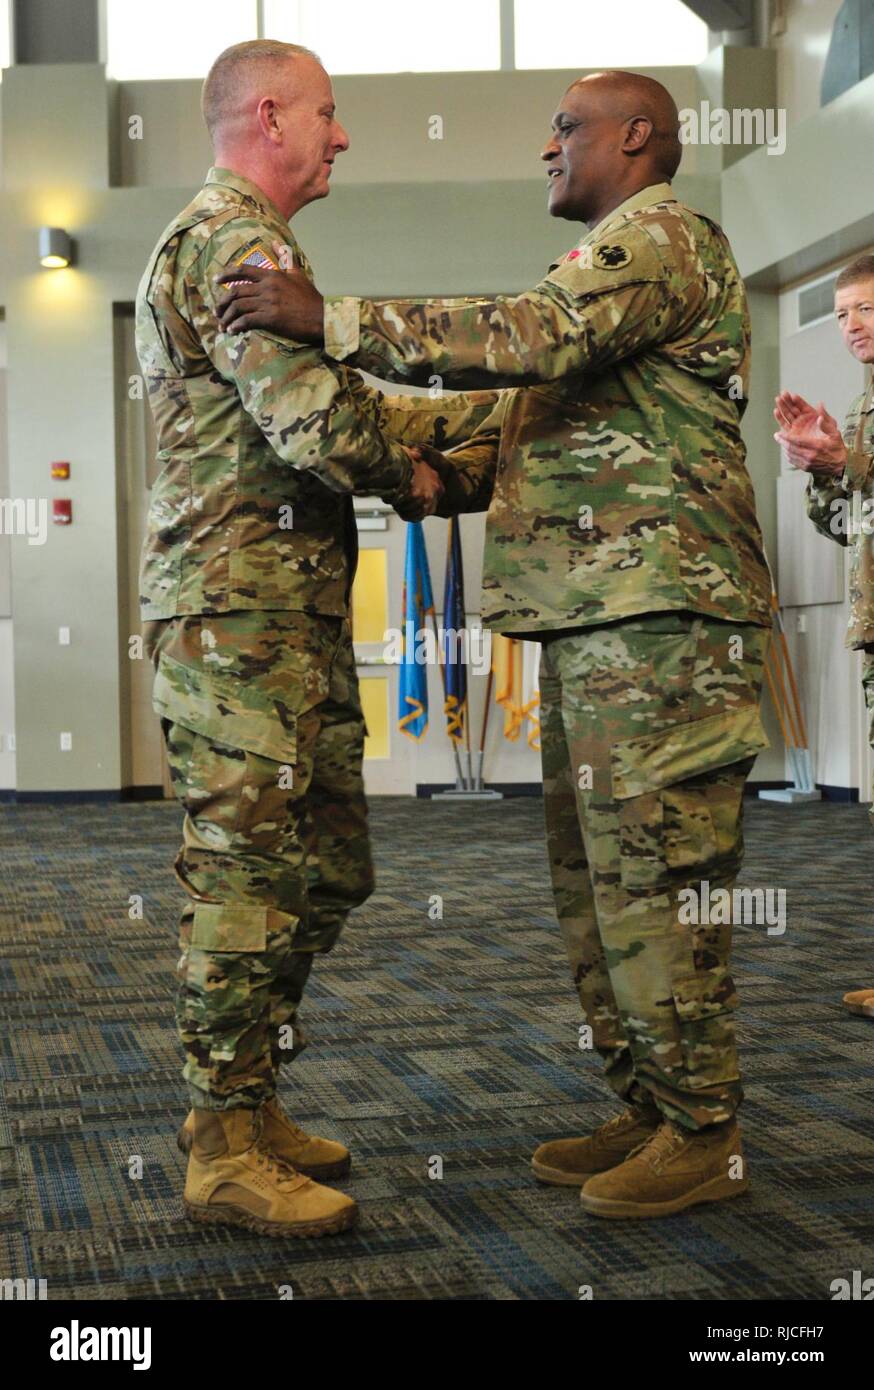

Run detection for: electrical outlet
[[797, 613, 807, 634], [59, 627, 70, 645], [7, 733, 15, 753], [60, 732, 72, 751]]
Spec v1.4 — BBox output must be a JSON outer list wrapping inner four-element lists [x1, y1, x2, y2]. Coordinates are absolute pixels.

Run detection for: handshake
[[395, 443, 449, 523]]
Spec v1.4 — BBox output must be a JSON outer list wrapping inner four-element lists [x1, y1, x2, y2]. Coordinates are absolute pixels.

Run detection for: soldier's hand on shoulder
[[215, 264, 325, 344]]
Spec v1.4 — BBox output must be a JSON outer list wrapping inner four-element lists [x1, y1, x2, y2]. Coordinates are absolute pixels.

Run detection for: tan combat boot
[[184, 1108, 358, 1238], [843, 988, 874, 1017], [178, 1095, 351, 1180], [579, 1119, 749, 1219], [531, 1106, 661, 1186]]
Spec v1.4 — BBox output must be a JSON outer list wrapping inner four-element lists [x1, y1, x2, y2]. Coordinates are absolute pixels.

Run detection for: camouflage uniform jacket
[[324, 183, 772, 637], [805, 380, 874, 648], [136, 166, 416, 619]]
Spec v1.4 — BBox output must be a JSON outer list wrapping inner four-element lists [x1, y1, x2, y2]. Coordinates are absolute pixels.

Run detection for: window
[[105, 0, 258, 80], [513, 0, 709, 70], [263, 0, 501, 74], [105, 0, 706, 81]]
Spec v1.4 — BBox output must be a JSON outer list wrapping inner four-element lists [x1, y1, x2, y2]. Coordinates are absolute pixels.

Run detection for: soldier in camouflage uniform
[[136, 40, 451, 1238], [776, 252, 874, 1023], [218, 71, 773, 1218]]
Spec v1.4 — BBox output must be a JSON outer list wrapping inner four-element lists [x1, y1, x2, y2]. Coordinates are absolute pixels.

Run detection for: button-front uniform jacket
[[136, 167, 420, 620], [325, 183, 773, 639], [805, 383, 874, 648]]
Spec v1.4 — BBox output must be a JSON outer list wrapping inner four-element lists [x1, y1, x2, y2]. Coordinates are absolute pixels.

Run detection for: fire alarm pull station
[[53, 499, 73, 525], [51, 462, 71, 480]]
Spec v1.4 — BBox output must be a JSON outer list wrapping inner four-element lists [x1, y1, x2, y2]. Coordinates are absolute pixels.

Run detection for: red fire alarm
[[51, 462, 71, 479], [53, 499, 73, 525]]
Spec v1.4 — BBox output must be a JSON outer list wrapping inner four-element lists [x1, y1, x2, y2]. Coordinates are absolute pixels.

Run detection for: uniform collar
[[588, 182, 676, 239], [205, 166, 289, 227]]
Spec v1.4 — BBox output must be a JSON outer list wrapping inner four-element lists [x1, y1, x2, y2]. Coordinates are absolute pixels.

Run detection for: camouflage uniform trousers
[[539, 611, 770, 1132], [143, 611, 374, 1111]]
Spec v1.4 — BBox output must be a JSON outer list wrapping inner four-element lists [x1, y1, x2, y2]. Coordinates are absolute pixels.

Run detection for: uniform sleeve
[[805, 472, 850, 547], [346, 376, 504, 449], [345, 375, 503, 514], [805, 395, 874, 546], [323, 222, 705, 390], [844, 449, 874, 492], [184, 221, 414, 500]]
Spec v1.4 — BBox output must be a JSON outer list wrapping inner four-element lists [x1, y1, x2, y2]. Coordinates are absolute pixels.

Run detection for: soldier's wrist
[[843, 449, 874, 491]]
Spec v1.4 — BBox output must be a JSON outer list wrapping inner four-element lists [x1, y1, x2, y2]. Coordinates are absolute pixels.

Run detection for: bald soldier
[[775, 252, 874, 1023], [136, 40, 458, 1238], [218, 69, 773, 1220]]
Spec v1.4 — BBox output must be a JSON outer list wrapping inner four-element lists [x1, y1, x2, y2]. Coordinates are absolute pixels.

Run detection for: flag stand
[[431, 657, 503, 801], [759, 592, 821, 804], [431, 518, 503, 802]]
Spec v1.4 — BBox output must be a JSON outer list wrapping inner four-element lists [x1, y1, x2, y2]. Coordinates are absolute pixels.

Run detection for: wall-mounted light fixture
[[39, 227, 74, 269]]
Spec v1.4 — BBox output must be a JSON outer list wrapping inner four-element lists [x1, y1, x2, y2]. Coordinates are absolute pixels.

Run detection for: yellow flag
[[492, 635, 540, 749]]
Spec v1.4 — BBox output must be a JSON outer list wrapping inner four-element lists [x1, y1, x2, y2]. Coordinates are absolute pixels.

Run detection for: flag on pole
[[492, 635, 541, 750], [398, 521, 434, 740], [442, 517, 467, 744], [521, 640, 541, 750]]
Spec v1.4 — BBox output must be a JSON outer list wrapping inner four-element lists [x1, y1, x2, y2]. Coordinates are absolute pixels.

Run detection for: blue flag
[[398, 522, 435, 740], [443, 517, 467, 744]]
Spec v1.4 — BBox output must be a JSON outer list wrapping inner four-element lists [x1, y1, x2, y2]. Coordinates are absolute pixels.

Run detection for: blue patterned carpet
[[0, 796, 872, 1300]]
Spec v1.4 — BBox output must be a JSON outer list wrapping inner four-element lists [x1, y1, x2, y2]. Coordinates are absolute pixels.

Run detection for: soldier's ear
[[622, 116, 653, 154]]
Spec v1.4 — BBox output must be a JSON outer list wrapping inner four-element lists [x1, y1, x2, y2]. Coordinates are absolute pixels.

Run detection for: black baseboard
[[819, 784, 859, 803], [0, 782, 864, 807], [121, 785, 165, 802], [746, 781, 859, 803], [1, 786, 166, 805]]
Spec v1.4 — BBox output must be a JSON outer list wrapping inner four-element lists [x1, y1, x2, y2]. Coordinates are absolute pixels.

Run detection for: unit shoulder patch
[[592, 242, 634, 270]]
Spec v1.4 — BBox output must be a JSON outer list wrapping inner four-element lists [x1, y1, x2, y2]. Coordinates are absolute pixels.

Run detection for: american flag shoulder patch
[[234, 238, 279, 271], [222, 238, 281, 289]]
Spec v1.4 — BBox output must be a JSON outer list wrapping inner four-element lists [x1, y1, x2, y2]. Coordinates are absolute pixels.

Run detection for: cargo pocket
[[611, 705, 768, 891], [190, 903, 269, 953], [671, 964, 740, 1088], [155, 652, 299, 851], [616, 789, 666, 890], [180, 905, 274, 1051], [153, 651, 297, 764]]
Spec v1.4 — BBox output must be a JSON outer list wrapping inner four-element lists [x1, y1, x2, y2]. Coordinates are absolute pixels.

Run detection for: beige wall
[[116, 67, 704, 189]]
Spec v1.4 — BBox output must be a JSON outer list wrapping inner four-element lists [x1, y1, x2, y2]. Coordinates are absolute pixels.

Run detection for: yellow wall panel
[[351, 548, 388, 645], [359, 676, 390, 761]]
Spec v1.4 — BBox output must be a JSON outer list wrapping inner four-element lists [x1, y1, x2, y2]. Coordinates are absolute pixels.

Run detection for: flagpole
[[476, 665, 494, 791], [429, 608, 464, 789]]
